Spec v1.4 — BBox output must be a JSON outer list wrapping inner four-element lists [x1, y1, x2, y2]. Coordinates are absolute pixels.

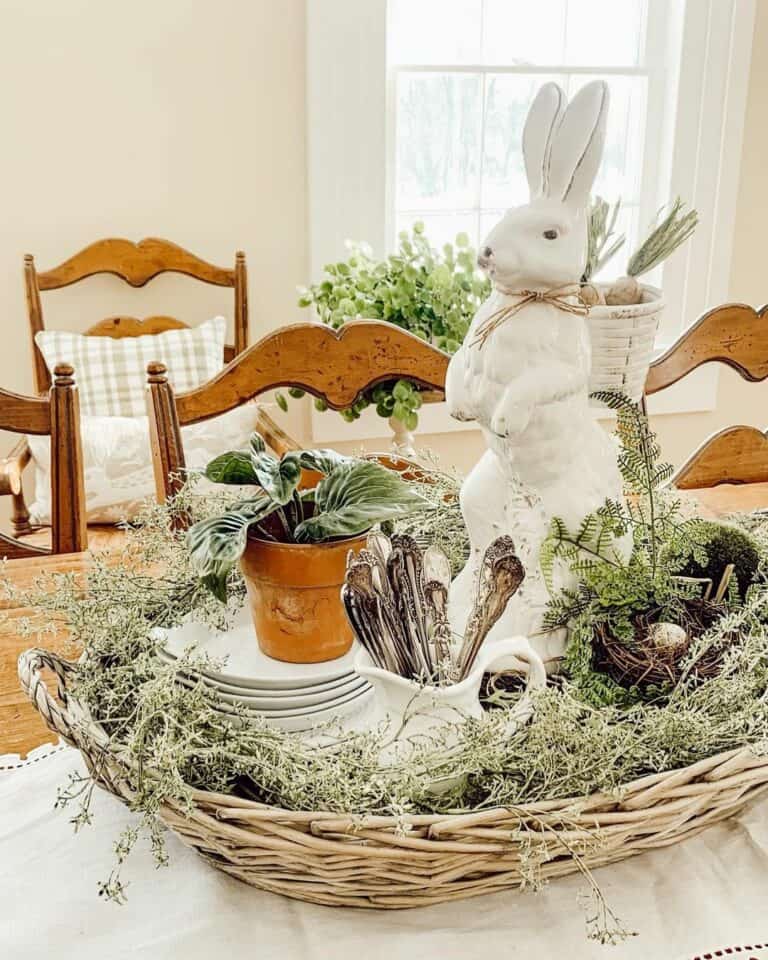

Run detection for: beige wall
[[0, 0, 307, 409], [0, 0, 308, 524], [0, 0, 766, 489]]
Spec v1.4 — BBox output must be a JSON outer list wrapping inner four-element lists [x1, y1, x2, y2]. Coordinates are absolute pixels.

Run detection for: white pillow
[[34, 317, 226, 417], [28, 404, 263, 525]]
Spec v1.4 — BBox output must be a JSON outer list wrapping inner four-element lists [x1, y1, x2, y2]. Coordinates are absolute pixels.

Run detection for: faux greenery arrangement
[[582, 195, 625, 284], [187, 434, 428, 602], [541, 391, 759, 707], [8, 465, 768, 943], [581, 196, 698, 305], [287, 223, 491, 428]]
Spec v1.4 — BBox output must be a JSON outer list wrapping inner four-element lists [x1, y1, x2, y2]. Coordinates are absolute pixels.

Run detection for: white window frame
[[306, 0, 756, 441]]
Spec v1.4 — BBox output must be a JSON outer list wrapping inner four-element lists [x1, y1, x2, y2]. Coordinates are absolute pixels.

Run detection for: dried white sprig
[[6, 478, 768, 944]]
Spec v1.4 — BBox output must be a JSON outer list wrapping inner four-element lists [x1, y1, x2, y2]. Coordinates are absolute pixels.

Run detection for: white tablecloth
[[2, 744, 767, 960]]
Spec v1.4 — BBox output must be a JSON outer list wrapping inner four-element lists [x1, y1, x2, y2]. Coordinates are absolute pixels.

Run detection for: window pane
[[396, 73, 482, 211], [482, 0, 567, 65], [478, 73, 644, 211], [568, 75, 647, 204], [389, 0, 482, 65], [390, 6, 651, 252], [395, 211, 479, 252], [389, 0, 646, 67], [480, 73, 564, 209], [564, 0, 645, 66], [479, 208, 506, 246]]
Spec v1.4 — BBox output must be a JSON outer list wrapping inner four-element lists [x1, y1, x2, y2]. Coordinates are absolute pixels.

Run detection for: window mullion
[[393, 63, 650, 77]]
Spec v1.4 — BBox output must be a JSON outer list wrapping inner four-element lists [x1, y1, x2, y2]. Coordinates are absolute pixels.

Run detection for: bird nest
[[593, 599, 735, 691]]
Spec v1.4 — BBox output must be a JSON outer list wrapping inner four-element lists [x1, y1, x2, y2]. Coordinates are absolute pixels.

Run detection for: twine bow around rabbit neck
[[471, 282, 590, 349]]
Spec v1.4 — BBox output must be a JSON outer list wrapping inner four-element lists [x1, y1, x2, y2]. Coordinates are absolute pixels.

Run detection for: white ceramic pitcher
[[354, 636, 546, 759]]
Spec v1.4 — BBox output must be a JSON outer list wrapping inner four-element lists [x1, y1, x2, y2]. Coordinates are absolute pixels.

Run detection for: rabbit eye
[[543, 229, 559, 240]]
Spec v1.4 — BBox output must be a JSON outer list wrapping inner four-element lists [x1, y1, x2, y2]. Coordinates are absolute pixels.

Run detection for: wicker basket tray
[[19, 647, 768, 909]]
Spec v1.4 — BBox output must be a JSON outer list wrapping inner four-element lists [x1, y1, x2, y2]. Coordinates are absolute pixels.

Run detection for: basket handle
[[17, 648, 80, 743]]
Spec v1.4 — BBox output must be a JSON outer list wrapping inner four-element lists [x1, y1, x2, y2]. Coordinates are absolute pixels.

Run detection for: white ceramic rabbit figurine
[[447, 80, 623, 665]]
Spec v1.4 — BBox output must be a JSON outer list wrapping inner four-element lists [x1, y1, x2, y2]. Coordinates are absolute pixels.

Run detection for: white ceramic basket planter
[[587, 283, 664, 403]]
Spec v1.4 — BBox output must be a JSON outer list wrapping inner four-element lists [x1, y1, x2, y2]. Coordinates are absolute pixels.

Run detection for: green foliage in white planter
[[187, 433, 428, 601], [288, 223, 491, 427]]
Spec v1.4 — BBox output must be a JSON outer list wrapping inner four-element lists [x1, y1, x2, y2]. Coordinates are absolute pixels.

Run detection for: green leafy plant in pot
[[187, 434, 428, 664], [283, 223, 491, 431]]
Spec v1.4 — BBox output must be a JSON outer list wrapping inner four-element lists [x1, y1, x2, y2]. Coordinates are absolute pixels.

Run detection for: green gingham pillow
[[34, 317, 226, 417]]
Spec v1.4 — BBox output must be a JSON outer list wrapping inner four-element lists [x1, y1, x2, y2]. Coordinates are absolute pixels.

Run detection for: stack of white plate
[[152, 613, 372, 733]]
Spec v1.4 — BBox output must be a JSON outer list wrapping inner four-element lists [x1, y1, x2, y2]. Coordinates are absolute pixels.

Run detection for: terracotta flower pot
[[239, 531, 367, 664]]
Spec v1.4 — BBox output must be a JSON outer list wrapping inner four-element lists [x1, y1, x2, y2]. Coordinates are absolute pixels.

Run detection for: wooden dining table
[[2, 482, 767, 760]]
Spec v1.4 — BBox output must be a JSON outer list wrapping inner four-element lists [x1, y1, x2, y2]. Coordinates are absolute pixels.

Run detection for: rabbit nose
[[478, 246, 494, 269]]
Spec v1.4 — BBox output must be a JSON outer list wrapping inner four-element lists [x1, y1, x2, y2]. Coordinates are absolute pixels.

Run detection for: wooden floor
[[2, 484, 768, 759]]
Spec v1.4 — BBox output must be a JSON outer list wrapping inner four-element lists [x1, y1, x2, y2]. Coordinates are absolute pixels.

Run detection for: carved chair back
[[0, 365, 86, 558], [25, 237, 249, 393], [146, 320, 450, 506], [644, 303, 768, 489]]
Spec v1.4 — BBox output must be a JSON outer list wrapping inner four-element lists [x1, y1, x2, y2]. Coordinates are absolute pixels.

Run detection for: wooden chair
[[25, 237, 249, 391], [645, 302, 768, 496], [1, 237, 249, 540], [146, 320, 450, 506], [0, 364, 86, 558]]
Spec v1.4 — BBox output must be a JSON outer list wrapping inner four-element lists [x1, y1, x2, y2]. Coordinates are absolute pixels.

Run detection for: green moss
[[678, 521, 760, 598]]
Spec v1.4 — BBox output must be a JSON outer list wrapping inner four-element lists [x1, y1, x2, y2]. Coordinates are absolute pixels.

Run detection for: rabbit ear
[[546, 80, 609, 209], [523, 82, 565, 199]]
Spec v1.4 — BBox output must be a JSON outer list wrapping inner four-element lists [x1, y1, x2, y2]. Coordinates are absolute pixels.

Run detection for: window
[[388, 0, 658, 279], [306, 0, 756, 432]]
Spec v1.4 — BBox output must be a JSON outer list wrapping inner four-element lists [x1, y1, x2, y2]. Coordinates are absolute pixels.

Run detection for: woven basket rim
[[587, 283, 664, 318], [18, 645, 768, 912], [17, 646, 763, 823]]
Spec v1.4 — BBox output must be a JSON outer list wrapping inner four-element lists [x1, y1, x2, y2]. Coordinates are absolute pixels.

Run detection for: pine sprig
[[627, 198, 699, 279]]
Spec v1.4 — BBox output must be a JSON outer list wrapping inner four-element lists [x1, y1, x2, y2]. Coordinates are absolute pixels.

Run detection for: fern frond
[[542, 584, 593, 629], [590, 390, 635, 412], [652, 463, 674, 485]]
